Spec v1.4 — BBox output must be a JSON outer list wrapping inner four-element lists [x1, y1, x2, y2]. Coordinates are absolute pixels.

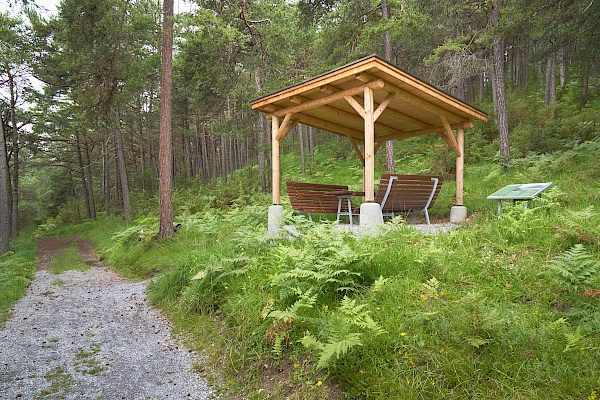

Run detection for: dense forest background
[[1, 0, 599, 249]]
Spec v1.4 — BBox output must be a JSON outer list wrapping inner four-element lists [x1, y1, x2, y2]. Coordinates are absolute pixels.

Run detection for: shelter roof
[[251, 55, 487, 144]]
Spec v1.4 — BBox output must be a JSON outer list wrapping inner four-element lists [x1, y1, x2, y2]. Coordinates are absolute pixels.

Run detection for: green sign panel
[[487, 182, 553, 216], [487, 182, 553, 200]]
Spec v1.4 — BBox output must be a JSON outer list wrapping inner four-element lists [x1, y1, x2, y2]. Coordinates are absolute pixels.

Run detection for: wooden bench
[[286, 181, 353, 222], [375, 174, 443, 225]]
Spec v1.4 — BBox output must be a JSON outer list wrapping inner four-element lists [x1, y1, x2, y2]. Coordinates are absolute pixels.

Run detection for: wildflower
[[376, 307, 381, 311], [401, 332, 407, 337], [439, 348, 445, 354], [316, 381, 323, 387]]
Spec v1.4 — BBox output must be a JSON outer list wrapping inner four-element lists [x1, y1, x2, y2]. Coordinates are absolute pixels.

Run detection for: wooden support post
[[364, 87, 375, 202], [272, 116, 280, 205], [456, 126, 465, 206]]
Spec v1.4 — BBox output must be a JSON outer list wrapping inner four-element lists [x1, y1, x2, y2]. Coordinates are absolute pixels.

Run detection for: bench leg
[[347, 197, 353, 227]]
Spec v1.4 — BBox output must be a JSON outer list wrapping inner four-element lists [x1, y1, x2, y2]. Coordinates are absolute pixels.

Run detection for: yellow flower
[[401, 332, 407, 337], [316, 381, 323, 387]]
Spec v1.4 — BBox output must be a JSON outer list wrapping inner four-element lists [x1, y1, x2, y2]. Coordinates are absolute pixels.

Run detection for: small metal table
[[327, 190, 364, 226], [487, 182, 553, 216]]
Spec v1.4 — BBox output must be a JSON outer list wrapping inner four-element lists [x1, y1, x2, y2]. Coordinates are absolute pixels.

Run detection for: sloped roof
[[251, 55, 487, 144]]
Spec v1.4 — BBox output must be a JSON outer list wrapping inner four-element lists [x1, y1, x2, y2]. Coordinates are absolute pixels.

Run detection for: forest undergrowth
[[25, 133, 600, 399]]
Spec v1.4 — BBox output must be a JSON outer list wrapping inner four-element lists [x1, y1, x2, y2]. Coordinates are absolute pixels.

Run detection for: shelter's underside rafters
[[252, 55, 487, 150]]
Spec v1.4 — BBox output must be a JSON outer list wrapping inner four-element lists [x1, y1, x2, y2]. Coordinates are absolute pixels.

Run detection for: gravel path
[[0, 237, 212, 399]]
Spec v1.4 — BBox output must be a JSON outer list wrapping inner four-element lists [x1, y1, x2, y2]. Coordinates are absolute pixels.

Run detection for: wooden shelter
[[251, 55, 488, 228]]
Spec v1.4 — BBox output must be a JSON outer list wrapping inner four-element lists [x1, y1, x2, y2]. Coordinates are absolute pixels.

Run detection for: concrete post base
[[267, 205, 285, 235], [450, 205, 468, 223], [360, 203, 383, 229]]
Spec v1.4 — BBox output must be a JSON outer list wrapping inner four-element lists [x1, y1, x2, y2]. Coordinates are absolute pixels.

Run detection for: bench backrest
[[286, 181, 349, 214], [375, 174, 443, 213]]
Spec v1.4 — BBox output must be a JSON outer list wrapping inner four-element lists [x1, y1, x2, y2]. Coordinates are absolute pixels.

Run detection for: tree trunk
[[558, 48, 566, 88], [0, 119, 12, 253], [220, 136, 227, 183], [113, 124, 131, 220], [254, 68, 268, 193], [75, 131, 92, 219], [545, 55, 557, 105], [490, 2, 510, 171], [307, 125, 315, 163], [299, 124, 306, 175], [82, 133, 96, 220], [380, 0, 395, 173], [581, 62, 590, 105], [146, 88, 155, 183], [159, 0, 174, 239], [8, 70, 18, 237], [103, 131, 111, 216]]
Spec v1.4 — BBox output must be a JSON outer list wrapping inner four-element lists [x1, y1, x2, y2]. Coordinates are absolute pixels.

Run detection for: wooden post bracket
[[275, 113, 298, 141], [439, 116, 461, 157]]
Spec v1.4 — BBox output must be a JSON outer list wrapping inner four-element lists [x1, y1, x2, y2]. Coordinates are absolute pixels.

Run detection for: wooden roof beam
[[269, 79, 385, 118], [375, 121, 473, 143], [382, 82, 459, 122], [293, 112, 365, 141], [319, 84, 338, 94], [381, 107, 432, 129], [266, 100, 406, 138]]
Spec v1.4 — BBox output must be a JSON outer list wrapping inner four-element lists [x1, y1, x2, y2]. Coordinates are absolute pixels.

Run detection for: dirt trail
[[0, 236, 212, 399]]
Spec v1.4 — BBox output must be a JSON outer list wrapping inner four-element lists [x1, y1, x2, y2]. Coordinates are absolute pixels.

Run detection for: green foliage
[[300, 296, 385, 370], [542, 244, 600, 291], [73, 135, 600, 399], [269, 224, 366, 303], [0, 229, 37, 327], [180, 256, 249, 313]]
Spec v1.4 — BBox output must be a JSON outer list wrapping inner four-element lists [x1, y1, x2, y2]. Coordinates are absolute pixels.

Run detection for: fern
[[268, 288, 317, 320], [269, 225, 365, 302], [543, 244, 600, 290], [563, 325, 585, 352], [297, 296, 384, 370], [339, 296, 386, 335], [301, 331, 363, 370]]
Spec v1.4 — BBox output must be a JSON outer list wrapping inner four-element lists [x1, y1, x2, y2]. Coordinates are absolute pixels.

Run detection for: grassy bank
[[50, 138, 598, 399], [0, 228, 38, 328]]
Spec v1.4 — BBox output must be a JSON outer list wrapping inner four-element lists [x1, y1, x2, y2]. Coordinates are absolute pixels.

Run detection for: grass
[[0, 228, 37, 328], [47, 245, 90, 274], [21, 134, 600, 399], [79, 139, 600, 399]]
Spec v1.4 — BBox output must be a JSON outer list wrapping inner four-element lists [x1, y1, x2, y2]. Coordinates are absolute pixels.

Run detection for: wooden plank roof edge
[[250, 54, 488, 122]]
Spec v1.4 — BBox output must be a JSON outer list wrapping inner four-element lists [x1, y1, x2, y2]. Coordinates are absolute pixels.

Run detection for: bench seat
[[286, 181, 353, 221], [375, 174, 443, 225]]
